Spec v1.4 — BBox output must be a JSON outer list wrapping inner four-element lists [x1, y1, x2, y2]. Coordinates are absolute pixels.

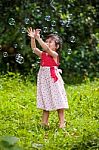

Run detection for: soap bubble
[[51, 20, 56, 26], [21, 27, 26, 33], [50, 0, 56, 11], [45, 15, 51, 21], [65, 20, 71, 27], [36, 8, 40, 13], [15, 54, 24, 64], [3, 52, 8, 57], [38, 20, 42, 24], [8, 18, 15, 25], [53, 31, 58, 34], [60, 20, 65, 26], [70, 36, 76, 43], [43, 27, 48, 33], [24, 17, 30, 24], [13, 43, 18, 49], [67, 48, 72, 54], [37, 13, 42, 18], [34, 9, 42, 18], [32, 64, 35, 67], [37, 61, 40, 64], [69, 14, 73, 17], [67, 4, 71, 8], [50, 27, 54, 32]]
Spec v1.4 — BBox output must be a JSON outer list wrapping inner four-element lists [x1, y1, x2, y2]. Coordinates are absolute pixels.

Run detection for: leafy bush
[[0, 0, 99, 79]]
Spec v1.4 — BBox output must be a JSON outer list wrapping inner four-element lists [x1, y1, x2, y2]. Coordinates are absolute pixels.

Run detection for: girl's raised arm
[[35, 29, 58, 58], [27, 27, 42, 57]]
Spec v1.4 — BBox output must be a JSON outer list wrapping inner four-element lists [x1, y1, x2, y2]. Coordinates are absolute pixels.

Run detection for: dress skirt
[[37, 66, 69, 111]]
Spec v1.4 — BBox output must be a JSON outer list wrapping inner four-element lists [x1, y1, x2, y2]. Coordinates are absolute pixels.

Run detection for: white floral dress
[[37, 52, 69, 111]]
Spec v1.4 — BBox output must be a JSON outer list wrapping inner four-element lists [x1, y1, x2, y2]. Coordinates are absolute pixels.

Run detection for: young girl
[[27, 27, 69, 128]]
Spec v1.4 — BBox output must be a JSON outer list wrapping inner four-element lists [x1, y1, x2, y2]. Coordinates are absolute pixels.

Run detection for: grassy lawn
[[0, 73, 99, 150]]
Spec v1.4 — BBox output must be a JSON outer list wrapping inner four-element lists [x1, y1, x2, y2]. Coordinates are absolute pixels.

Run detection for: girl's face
[[45, 38, 57, 51]]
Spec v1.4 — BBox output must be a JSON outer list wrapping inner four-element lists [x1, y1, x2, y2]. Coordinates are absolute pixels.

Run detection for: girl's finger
[[27, 28, 31, 33], [28, 27, 32, 32], [36, 29, 41, 31], [28, 33, 35, 38], [27, 29, 30, 33], [35, 29, 41, 34], [28, 33, 31, 36]]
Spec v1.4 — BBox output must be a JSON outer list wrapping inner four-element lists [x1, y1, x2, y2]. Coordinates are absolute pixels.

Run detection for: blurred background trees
[[0, 0, 99, 82]]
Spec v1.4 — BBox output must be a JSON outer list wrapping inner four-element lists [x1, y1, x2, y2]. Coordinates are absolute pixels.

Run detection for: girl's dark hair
[[46, 34, 62, 50]]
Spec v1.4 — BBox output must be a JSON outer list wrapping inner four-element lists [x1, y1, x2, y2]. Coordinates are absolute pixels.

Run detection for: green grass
[[0, 73, 99, 150]]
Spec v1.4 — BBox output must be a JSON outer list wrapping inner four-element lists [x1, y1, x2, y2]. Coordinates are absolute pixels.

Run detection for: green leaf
[[0, 136, 19, 147]]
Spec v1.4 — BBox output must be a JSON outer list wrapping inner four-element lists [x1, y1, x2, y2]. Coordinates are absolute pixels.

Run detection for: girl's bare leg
[[42, 110, 49, 125], [57, 109, 65, 128]]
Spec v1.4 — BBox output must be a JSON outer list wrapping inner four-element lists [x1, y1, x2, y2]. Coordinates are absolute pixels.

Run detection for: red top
[[40, 52, 59, 82]]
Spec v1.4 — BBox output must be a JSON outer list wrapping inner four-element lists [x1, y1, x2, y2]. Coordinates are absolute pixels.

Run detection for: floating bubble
[[51, 20, 56, 26], [45, 15, 51, 21], [15, 54, 24, 64], [32, 64, 35, 67], [67, 48, 72, 54], [31, 21, 34, 25], [3, 52, 8, 57], [67, 4, 71, 8], [74, 65, 77, 68], [69, 14, 73, 17], [60, 20, 65, 26], [37, 61, 40, 64], [50, 0, 56, 11], [59, 9, 62, 13], [65, 20, 71, 27], [38, 20, 42, 24], [36, 8, 40, 13], [21, 27, 26, 34], [50, 27, 55, 33], [53, 31, 58, 34], [24, 17, 30, 24], [43, 27, 48, 33], [70, 36, 76, 43], [13, 43, 18, 48], [37, 13, 42, 18], [8, 18, 15, 25]]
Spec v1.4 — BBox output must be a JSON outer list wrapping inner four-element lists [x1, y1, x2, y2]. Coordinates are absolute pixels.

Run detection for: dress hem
[[37, 107, 69, 111]]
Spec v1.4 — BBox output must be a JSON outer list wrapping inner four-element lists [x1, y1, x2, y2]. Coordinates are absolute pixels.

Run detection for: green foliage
[[0, 74, 99, 149], [0, 136, 22, 150], [0, 0, 99, 79]]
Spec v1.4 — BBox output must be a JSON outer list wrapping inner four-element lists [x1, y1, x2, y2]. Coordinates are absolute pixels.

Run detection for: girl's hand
[[35, 29, 41, 39], [27, 27, 35, 38]]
